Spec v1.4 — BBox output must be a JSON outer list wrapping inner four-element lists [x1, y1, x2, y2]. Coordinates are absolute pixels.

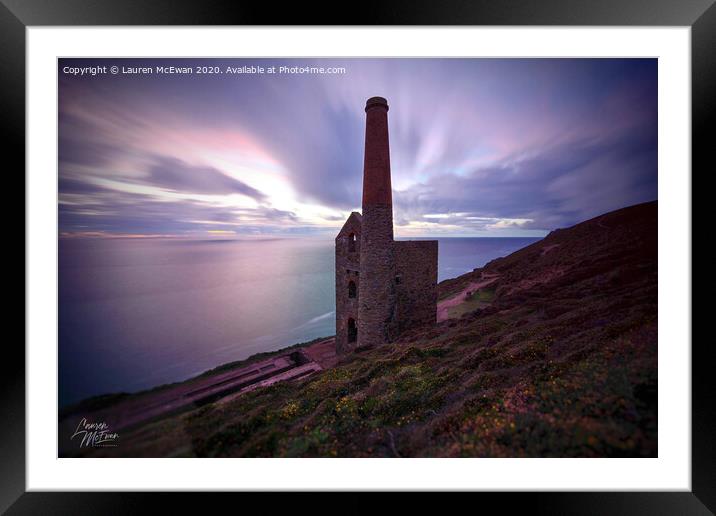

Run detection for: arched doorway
[[347, 318, 357, 343]]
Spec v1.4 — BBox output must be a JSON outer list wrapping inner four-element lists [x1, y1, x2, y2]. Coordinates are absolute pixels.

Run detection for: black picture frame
[[4, 0, 709, 513]]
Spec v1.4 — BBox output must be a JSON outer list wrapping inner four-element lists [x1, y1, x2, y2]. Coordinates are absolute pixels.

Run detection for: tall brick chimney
[[358, 96, 396, 347], [361, 96, 393, 207]]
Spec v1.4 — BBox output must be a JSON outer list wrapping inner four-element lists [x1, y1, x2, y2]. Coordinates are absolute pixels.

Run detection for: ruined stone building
[[335, 97, 438, 354]]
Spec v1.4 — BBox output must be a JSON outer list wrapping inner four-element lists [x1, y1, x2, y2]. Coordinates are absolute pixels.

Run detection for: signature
[[70, 418, 119, 448]]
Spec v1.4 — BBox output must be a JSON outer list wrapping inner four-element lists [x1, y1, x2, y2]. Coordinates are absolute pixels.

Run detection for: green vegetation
[[446, 289, 495, 319]]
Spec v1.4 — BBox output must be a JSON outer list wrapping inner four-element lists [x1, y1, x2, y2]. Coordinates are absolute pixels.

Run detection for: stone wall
[[394, 240, 438, 334], [335, 213, 362, 354]]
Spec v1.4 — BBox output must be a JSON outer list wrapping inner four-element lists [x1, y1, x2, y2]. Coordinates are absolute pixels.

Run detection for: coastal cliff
[[64, 201, 657, 457]]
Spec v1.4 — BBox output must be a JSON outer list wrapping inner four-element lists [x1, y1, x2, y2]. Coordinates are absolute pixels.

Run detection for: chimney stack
[[362, 96, 393, 209], [358, 96, 397, 347]]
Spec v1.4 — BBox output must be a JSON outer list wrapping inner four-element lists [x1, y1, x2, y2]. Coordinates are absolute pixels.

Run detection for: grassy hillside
[[89, 201, 658, 458]]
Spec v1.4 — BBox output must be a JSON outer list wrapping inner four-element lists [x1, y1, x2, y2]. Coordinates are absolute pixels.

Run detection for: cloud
[[58, 188, 299, 236], [139, 156, 268, 200], [393, 127, 657, 231], [57, 57, 657, 237], [58, 177, 116, 195], [58, 135, 122, 168], [320, 214, 348, 222]]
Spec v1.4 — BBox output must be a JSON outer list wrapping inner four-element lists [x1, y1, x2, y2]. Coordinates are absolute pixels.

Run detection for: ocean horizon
[[59, 236, 541, 407]]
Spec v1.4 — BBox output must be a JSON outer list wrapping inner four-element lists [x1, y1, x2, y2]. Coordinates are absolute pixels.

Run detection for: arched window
[[347, 318, 358, 343], [348, 233, 356, 252], [348, 280, 357, 298]]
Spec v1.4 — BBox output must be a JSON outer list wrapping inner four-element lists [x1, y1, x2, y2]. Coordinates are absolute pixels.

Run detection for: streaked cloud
[[58, 58, 657, 238], [140, 156, 268, 200]]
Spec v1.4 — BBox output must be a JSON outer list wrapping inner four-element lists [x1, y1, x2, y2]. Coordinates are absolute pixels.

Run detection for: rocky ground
[[66, 201, 657, 457]]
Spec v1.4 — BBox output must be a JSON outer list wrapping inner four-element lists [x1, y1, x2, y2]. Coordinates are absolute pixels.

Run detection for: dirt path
[[302, 337, 338, 368], [437, 275, 499, 322], [540, 243, 560, 256]]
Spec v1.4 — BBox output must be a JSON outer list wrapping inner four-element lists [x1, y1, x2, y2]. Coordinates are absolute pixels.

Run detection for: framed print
[[5, 0, 711, 513]]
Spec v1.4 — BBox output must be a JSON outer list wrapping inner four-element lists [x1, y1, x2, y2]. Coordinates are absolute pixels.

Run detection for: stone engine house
[[335, 97, 438, 354]]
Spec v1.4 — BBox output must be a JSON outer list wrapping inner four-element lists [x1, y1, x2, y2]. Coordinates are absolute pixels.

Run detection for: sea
[[59, 236, 540, 407]]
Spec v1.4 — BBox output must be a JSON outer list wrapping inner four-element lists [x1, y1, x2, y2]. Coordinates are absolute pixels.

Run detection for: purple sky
[[58, 58, 657, 238]]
